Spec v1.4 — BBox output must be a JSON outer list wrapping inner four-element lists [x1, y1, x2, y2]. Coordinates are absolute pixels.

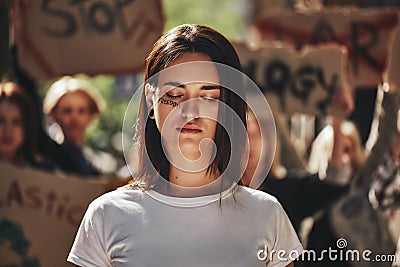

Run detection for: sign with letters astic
[[16, 0, 164, 79], [234, 42, 348, 116], [254, 8, 399, 87], [0, 163, 106, 267]]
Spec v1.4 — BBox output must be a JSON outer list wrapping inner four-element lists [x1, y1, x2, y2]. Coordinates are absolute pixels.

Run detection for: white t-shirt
[[68, 185, 303, 267]]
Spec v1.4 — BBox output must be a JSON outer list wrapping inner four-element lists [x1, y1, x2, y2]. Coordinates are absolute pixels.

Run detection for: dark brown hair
[[0, 80, 38, 164], [132, 24, 247, 188]]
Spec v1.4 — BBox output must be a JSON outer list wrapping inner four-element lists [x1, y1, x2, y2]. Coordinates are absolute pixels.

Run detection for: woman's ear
[[145, 83, 156, 112]]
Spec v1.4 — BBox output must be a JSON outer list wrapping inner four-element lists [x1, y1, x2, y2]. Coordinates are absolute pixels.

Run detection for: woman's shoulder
[[232, 186, 289, 223], [87, 187, 149, 214], [234, 185, 280, 207]]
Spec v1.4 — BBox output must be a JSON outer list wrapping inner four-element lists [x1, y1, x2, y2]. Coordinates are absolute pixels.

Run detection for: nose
[[180, 99, 200, 120], [69, 109, 82, 122], [2, 123, 9, 135], [1, 122, 12, 139]]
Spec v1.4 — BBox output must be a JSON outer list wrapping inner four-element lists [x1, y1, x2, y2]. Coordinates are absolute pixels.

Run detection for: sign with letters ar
[[233, 42, 348, 116], [16, 0, 164, 79], [254, 8, 399, 87], [0, 163, 106, 267]]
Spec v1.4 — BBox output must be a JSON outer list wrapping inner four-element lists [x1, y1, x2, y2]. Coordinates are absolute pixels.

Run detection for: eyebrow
[[162, 82, 220, 90], [202, 85, 220, 90], [163, 81, 184, 88]]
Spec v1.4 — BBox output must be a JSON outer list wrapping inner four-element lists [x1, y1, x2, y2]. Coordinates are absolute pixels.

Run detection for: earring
[[149, 109, 155, 119]]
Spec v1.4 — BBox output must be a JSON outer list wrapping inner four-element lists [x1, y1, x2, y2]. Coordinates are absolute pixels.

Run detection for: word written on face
[[158, 98, 178, 107]]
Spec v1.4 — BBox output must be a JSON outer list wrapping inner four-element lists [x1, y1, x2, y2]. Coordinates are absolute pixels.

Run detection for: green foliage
[[163, 0, 247, 39], [84, 75, 129, 151]]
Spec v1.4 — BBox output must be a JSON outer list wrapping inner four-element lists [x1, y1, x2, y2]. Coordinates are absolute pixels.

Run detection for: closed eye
[[200, 96, 218, 102], [166, 93, 183, 99]]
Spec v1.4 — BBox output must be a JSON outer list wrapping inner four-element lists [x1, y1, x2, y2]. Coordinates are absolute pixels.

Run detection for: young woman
[[0, 80, 52, 169], [68, 24, 303, 267]]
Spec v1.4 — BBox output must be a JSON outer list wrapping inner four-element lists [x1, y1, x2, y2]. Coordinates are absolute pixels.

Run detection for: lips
[[177, 123, 202, 134]]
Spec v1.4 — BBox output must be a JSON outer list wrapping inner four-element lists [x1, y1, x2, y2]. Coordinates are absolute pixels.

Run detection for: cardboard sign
[[233, 41, 348, 116], [0, 163, 106, 267], [385, 26, 400, 91], [254, 8, 399, 87], [16, 0, 164, 79]]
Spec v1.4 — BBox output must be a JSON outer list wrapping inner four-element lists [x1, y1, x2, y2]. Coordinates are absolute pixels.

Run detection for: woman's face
[[0, 101, 24, 160], [150, 53, 220, 162], [52, 91, 94, 146]]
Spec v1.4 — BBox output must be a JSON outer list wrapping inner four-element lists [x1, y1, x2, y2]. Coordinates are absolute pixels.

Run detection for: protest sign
[[0, 163, 106, 267], [254, 8, 399, 87], [234, 41, 348, 116], [16, 0, 164, 79]]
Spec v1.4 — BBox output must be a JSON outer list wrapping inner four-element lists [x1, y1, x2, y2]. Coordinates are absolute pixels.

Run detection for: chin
[[180, 150, 201, 161]]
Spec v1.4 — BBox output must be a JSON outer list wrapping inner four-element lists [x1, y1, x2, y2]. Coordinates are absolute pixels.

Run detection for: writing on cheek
[[158, 98, 178, 107]]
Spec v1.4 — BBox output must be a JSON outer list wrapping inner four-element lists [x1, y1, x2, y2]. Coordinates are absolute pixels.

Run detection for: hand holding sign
[[332, 81, 354, 116]]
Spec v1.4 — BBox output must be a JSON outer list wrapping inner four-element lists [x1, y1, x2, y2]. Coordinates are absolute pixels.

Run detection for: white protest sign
[[254, 8, 399, 87], [234, 41, 348, 116], [0, 163, 107, 267], [16, 0, 164, 79]]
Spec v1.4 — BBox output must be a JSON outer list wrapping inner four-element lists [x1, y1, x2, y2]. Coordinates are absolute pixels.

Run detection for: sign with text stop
[[17, 0, 164, 80]]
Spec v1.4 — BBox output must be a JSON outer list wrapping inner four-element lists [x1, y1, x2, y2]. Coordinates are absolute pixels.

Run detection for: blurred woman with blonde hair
[[43, 76, 108, 177]]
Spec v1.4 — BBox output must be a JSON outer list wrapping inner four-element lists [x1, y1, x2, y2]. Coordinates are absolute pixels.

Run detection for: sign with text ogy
[[17, 0, 164, 79], [254, 8, 399, 87], [0, 163, 106, 267], [233, 42, 348, 116]]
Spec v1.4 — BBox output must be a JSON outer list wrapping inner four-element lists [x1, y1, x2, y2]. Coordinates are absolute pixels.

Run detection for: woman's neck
[[158, 164, 230, 197], [169, 164, 219, 187]]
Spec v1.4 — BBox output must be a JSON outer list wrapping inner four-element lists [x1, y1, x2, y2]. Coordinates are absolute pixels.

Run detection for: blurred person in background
[[242, 112, 354, 234], [242, 111, 366, 267], [369, 109, 400, 267], [43, 76, 116, 177], [0, 79, 53, 170], [315, 85, 400, 267], [307, 118, 365, 185], [304, 117, 366, 267]]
